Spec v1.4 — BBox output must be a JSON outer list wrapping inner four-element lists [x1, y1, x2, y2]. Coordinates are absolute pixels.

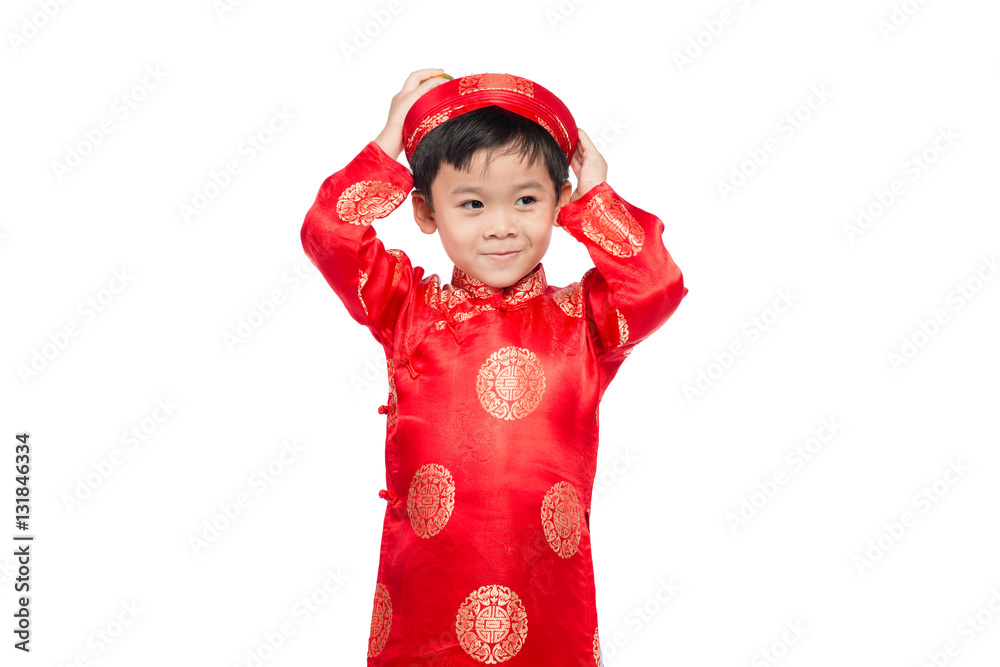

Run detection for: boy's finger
[[405, 68, 444, 89]]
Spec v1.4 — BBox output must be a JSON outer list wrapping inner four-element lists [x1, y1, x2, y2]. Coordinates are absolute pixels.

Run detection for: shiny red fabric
[[402, 73, 578, 164], [300, 141, 687, 665]]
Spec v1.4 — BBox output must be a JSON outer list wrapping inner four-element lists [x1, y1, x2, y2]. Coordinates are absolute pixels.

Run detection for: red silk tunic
[[300, 141, 687, 666]]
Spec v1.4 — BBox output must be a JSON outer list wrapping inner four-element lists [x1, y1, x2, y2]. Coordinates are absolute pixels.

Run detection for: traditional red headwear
[[402, 73, 578, 166]]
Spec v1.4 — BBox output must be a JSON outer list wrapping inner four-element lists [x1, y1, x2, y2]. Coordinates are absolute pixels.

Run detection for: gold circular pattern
[[476, 346, 546, 420], [358, 269, 369, 316], [336, 180, 407, 226], [541, 481, 583, 558], [385, 358, 398, 428], [593, 627, 601, 666], [367, 582, 392, 657], [581, 192, 645, 258], [407, 463, 456, 538], [456, 584, 528, 663]]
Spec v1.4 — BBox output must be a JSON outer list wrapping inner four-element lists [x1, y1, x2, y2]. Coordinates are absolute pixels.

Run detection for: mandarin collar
[[450, 262, 547, 309]]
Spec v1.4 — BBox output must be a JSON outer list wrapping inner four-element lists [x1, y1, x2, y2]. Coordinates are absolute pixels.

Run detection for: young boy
[[300, 68, 687, 666]]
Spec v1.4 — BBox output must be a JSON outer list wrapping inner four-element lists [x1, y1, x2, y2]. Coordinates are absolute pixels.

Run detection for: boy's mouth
[[483, 250, 522, 261]]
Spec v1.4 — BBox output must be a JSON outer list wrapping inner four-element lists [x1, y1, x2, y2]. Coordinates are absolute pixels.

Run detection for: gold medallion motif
[[336, 180, 407, 226], [367, 582, 392, 657], [455, 584, 528, 663], [581, 192, 645, 258], [553, 280, 584, 318], [594, 627, 601, 666], [476, 346, 546, 420], [458, 73, 534, 98], [407, 463, 456, 538], [541, 481, 583, 558]]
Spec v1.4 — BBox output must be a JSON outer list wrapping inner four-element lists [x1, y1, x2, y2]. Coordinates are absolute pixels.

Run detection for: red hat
[[402, 73, 578, 165]]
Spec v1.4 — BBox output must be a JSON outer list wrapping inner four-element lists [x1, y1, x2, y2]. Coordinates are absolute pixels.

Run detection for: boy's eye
[[459, 200, 483, 210], [516, 196, 537, 206]]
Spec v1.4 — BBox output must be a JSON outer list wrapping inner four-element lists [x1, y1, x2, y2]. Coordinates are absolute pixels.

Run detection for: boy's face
[[412, 148, 572, 289]]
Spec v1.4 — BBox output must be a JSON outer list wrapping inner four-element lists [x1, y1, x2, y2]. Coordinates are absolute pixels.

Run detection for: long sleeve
[[300, 141, 416, 350], [556, 181, 688, 360]]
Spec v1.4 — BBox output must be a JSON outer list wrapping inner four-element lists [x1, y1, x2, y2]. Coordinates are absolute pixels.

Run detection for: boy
[[300, 68, 687, 666]]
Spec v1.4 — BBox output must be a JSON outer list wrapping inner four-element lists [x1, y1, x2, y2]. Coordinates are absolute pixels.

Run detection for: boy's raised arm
[[556, 130, 688, 360], [299, 69, 448, 348]]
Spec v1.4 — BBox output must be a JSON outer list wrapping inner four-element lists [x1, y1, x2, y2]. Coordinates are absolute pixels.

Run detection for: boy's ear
[[557, 180, 573, 208], [411, 191, 437, 235]]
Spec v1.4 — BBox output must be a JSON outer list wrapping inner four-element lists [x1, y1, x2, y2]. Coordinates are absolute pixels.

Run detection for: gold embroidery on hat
[[456, 584, 528, 663], [541, 481, 583, 558], [581, 192, 645, 258], [406, 110, 452, 156], [407, 463, 455, 538], [476, 346, 546, 420], [337, 180, 407, 226], [367, 582, 392, 657], [458, 74, 534, 98]]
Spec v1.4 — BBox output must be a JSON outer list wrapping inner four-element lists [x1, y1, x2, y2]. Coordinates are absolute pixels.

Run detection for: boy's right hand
[[374, 68, 450, 161]]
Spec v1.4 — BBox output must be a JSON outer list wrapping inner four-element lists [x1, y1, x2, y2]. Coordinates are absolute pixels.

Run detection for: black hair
[[410, 105, 569, 213]]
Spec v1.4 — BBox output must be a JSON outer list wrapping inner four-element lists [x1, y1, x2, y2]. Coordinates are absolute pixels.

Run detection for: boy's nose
[[486, 211, 519, 237]]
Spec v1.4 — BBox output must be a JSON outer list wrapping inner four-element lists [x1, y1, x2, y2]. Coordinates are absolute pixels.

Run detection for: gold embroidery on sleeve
[[336, 180, 407, 226], [456, 584, 528, 663], [367, 582, 392, 657], [616, 309, 630, 346], [553, 281, 584, 317], [407, 463, 456, 538], [358, 269, 369, 316], [476, 346, 546, 420], [541, 481, 583, 558], [581, 192, 645, 258], [594, 627, 601, 666]]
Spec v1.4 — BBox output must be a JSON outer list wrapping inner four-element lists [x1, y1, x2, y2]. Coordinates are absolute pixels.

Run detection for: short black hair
[[410, 105, 569, 213]]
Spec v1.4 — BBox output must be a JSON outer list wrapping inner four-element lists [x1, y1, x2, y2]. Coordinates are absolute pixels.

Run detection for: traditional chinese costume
[[300, 74, 687, 666]]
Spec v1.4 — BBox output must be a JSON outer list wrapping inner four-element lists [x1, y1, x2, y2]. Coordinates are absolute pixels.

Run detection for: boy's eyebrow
[[450, 180, 546, 196]]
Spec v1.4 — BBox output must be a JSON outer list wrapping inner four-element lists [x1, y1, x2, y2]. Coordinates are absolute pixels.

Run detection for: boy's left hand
[[568, 129, 608, 203]]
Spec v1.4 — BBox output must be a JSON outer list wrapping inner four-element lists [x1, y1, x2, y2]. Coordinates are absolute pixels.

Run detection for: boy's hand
[[374, 68, 450, 161], [567, 129, 608, 203]]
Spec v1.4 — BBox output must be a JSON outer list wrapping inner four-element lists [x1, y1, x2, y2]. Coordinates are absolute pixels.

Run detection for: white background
[[3, 0, 999, 665]]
